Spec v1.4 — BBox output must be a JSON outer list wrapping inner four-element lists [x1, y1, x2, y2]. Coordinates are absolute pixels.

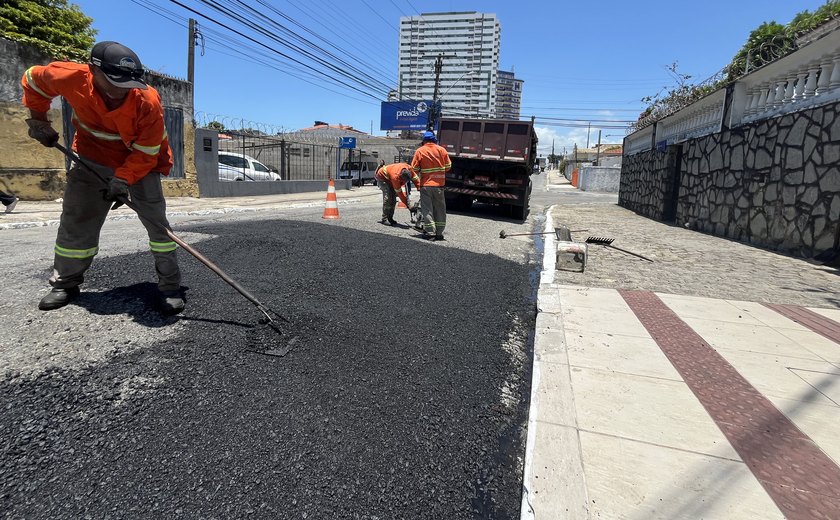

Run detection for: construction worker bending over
[[22, 41, 184, 315], [375, 162, 420, 225], [411, 131, 452, 241]]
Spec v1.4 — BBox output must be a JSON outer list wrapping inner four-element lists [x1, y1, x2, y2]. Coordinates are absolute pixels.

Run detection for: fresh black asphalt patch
[[1, 218, 536, 519]]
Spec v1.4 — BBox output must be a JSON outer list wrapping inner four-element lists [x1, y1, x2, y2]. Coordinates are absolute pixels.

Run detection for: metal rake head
[[585, 236, 615, 245]]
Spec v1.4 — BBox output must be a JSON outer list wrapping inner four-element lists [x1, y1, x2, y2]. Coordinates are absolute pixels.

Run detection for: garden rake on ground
[[52, 143, 298, 354], [585, 236, 654, 262]]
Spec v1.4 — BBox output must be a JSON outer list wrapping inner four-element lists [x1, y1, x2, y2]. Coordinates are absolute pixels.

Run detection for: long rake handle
[[53, 143, 281, 323], [605, 244, 654, 262]]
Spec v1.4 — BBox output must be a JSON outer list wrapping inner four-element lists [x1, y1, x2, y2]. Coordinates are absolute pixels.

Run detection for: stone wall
[[620, 102, 840, 258], [619, 147, 679, 221]]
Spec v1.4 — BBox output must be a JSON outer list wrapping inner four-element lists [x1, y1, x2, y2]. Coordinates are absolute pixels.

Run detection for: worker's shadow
[[70, 282, 195, 328]]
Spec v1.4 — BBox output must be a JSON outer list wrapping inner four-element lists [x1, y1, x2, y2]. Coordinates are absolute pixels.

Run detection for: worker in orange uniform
[[375, 162, 420, 225], [411, 131, 452, 241], [22, 41, 184, 315]]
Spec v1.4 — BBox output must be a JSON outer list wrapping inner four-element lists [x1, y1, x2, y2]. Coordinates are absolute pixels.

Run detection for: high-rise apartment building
[[398, 12, 501, 119], [495, 70, 523, 119]]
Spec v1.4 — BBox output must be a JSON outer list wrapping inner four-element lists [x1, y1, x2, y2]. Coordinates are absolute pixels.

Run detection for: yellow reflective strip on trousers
[[72, 115, 122, 141], [132, 142, 161, 155], [25, 67, 52, 99], [149, 241, 177, 253], [54, 245, 98, 259]]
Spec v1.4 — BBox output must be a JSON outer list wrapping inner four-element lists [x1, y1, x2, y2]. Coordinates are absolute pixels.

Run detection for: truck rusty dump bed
[[438, 118, 537, 163], [437, 117, 538, 221]]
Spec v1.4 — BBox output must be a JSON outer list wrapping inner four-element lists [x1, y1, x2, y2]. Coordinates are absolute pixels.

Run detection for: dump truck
[[438, 117, 538, 221]]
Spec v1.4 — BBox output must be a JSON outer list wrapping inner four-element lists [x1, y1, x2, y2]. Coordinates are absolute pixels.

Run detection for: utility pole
[[594, 130, 602, 166], [586, 122, 591, 148], [427, 54, 443, 131], [187, 18, 196, 106]]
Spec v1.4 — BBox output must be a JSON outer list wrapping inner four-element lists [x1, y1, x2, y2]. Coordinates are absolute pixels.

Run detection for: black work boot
[[159, 289, 185, 316], [38, 287, 80, 311]]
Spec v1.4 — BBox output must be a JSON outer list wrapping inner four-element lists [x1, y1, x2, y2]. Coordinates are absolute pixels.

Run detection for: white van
[[339, 152, 379, 186], [218, 151, 281, 182]]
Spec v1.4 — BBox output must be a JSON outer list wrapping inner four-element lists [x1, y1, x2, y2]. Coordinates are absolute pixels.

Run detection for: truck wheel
[[511, 204, 527, 221]]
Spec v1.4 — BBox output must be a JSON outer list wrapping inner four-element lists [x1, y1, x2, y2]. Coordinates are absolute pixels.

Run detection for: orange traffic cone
[[322, 179, 340, 219], [397, 184, 409, 209]]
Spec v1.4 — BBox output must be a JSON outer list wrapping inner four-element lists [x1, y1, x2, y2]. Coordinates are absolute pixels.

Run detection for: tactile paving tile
[[764, 303, 840, 346], [620, 289, 840, 520]]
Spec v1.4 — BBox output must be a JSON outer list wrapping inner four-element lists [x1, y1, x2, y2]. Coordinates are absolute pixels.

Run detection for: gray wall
[[579, 166, 621, 192], [195, 128, 351, 197], [0, 38, 51, 103], [619, 102, 840, 258]]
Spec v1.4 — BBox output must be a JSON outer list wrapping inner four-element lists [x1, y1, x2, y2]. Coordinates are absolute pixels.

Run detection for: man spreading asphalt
[[411, 131, 451, 241], [375, 162, 420, 225], [22, 41, 185, 315]]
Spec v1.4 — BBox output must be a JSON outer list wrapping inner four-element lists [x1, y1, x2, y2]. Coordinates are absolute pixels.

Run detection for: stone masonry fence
[[620, 25, 840, 259]]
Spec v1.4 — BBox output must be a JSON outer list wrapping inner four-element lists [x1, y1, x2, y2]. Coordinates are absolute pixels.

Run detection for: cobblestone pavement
[[551, 202, 840, 308]]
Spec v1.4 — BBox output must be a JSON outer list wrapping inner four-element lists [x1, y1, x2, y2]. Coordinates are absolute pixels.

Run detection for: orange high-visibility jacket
[[411, 142, 451, 187], [375, 162, 420, 207], [22, 62, 172, 185]]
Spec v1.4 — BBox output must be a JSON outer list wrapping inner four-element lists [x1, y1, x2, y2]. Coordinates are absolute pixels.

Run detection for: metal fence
[[219, 131, 339, 181]]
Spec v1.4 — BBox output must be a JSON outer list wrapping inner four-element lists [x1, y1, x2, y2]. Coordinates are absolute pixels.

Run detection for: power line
[[167, 0, 388, 100]]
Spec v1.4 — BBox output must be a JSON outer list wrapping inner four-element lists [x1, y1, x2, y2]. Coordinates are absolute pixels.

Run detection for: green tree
[[726, 22, 793, 81], [635, 0, 840, 129], [0, 0, 96, 61], [633, 62, 716, 129], [726, 1, 840, 81], [206, 120, 226, 132]]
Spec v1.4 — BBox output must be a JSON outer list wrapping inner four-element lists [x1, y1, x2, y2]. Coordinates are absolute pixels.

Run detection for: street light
[[441, 70, 478, 97], [428, 70, 478, 129]]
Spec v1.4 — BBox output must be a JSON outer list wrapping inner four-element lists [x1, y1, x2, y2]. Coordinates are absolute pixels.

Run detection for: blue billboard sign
[[339, 137, 356, 149], [380, 100, 434, 131]]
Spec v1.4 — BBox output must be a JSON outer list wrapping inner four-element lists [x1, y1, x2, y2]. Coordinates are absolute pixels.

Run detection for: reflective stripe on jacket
[[411, 142, 451, 187], [376, 162, 419, 207], [22, 62, 172, 185]]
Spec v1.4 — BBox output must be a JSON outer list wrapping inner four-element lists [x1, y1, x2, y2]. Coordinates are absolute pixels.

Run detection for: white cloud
[[534, 126, 628, 156]]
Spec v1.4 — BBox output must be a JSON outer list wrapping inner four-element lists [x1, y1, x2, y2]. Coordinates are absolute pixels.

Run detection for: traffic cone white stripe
[[323, 179, 340, 219]]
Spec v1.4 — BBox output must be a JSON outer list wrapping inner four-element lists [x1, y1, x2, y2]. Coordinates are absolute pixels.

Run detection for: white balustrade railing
[[625, 125, 653, 155], [624, 24, 840, 155], [732, 27, 840, 125], [657, 89, 726, 145]]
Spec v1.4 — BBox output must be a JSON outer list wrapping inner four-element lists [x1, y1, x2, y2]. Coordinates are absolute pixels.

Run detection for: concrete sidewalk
[[523, 177, 840, 519]]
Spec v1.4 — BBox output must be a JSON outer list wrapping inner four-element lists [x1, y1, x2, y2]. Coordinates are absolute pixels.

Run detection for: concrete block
[[556, 241, 587, 272]]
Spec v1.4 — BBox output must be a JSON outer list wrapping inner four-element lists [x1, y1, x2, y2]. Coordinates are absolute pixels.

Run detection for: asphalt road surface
[[0, 177, 555, 519]]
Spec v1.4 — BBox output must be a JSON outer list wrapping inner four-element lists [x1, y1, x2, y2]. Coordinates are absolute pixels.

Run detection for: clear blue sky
[[72, 0, 827, 154]]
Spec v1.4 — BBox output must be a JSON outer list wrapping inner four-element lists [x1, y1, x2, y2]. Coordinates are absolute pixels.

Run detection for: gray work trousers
[[378, 180, 397, 221], [419, 186, 446, 237], [50, 159, 181, 291]]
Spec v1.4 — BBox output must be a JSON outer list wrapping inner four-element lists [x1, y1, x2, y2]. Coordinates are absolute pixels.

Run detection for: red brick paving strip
[[619, 290, 840, 519], [764, 303, 840, 346]]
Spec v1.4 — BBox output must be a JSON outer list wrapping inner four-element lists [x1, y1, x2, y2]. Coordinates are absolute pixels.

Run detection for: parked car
[[218, 151, 281, 181]]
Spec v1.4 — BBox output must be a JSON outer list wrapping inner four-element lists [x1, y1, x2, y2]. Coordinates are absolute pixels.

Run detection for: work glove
[[25, 119, 59, 147], [102, 177, 129, 209]]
